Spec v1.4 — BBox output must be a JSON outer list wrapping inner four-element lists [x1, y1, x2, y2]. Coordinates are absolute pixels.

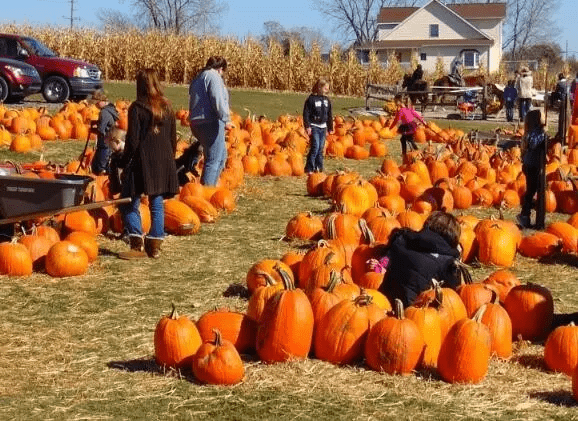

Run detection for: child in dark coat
[[378, 211, 463, 308], [90, 91, 120, 175], [503, 80, 518, 122], [516, 108, 548, 229]]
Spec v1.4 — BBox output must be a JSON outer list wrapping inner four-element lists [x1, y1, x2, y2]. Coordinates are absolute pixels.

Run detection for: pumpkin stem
[[431, 278, 444, 307], [326, 214, 337, 240], [472, 304, 488, 322], [359, 218, 375, 244], [274, 264, 295, 290], [355, 289, 373, 306], [254, 270, 278, 287], [169, 303, 178, 320], [212, 329, 223, 347], [393, 298, 405, 319], [323, 251, 336, 265], [326, 270, 343, 292]]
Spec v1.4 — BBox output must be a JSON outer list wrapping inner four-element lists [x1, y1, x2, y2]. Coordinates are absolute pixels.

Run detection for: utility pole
[[63, 0, 80, 29]]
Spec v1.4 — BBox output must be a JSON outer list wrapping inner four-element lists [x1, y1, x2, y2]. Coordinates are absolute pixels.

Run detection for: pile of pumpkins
[[149, 230, 578, 396], [0, 211, 100, 277], [0, 101, 129, 153]]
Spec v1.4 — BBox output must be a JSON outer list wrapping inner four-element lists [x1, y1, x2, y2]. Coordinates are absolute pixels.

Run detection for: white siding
[[383, 2, 484, 41]]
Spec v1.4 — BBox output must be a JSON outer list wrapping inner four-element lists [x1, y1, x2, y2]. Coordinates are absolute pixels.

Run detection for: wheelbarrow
[[0, 172, 131, 236]]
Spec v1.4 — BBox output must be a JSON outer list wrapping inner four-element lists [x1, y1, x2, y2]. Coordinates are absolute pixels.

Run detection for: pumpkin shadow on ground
[[98, 247, 120, 258], [529, 390, 577, 407], [223, 282, 250, 299], [537, 253, 578, 268], [511, 354, 548, 372], [107, 358, 196, 382]]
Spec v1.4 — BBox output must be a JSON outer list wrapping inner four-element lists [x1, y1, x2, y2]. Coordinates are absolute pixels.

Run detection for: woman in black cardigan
[[119, 68, 178, 259]]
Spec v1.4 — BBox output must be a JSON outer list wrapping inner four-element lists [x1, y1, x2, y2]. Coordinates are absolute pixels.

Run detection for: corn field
[[3, 24, 552, 94]]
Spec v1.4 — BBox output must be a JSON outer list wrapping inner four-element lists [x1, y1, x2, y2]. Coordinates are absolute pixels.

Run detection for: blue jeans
[[91, 139, 111, 174], [191, 121, 227, 186], [505, 100, 515, 122], [121, 193, 165, 239], [519, 98, 531, 122], [305, 126, 326, 173]]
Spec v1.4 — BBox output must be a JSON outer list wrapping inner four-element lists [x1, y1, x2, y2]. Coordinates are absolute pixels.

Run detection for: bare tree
[[260, 21, 331, 53], [125, 0, 227, 35], [313, 0, 421, 45], [96, 9, 137, 32], [502, 0, 560, 59]]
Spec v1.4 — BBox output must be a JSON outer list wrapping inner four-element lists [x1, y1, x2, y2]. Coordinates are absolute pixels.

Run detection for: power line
[[63, 0, 80, 29]]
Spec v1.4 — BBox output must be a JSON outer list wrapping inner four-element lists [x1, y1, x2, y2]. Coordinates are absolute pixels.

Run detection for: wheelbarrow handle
[[0, 197, 132, 226]]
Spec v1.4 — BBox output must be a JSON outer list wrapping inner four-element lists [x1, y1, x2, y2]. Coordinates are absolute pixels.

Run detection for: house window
[[430, 24, 439, 38], [420, 53, 427, 61], [461, 50, 480, 69]]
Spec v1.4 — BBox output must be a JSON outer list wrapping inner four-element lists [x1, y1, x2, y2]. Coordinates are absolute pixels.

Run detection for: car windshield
[[22, 37, 57, 57]]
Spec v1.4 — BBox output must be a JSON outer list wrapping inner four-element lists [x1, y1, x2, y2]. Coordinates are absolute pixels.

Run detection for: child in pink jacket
[[389, 95, 427, 159]]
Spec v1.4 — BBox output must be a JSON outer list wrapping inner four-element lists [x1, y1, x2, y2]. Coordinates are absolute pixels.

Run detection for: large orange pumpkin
[[437, 310, 492, 384], [154, 304, 202, 368], [256, 274, 314, 363], [44, 241, 89, 277]]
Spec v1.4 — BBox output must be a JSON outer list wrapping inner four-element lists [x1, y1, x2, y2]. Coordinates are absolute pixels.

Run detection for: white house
[[356, 0, 506, 74]]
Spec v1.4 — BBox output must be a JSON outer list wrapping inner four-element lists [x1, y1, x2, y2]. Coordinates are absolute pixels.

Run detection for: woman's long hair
[[136, 68, 171, 120]]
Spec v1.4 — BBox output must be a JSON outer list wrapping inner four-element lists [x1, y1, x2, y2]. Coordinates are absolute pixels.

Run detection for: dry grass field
[[1, 85, 578, 420]]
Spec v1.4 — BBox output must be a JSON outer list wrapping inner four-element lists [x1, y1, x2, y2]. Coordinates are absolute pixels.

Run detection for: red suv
[[0, 57, 42, 102], [0, 34, 103, 103]]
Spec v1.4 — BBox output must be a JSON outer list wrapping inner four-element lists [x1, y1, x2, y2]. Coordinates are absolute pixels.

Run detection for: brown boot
[[145, 237, 163, 258], [118, 235, 147, 260]]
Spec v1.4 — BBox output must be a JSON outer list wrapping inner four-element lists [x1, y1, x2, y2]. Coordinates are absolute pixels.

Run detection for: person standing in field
[[503, 79, 518, 123], [389, 95, 426, 161], [188, 56, 233, 186], [118, 68, 178, 260], [516, 108, 548, 229], [303, 78, 333, 174], [90, 91, 119, 175], [516, 66, 534, 123]]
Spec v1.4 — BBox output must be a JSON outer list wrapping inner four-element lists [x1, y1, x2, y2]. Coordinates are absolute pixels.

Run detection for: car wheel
[[42, 76, 70, 103], [0, 76, 9, 103]]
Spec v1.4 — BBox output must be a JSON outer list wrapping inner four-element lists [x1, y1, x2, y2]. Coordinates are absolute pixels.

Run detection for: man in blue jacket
[[188, 56, 233, 186]]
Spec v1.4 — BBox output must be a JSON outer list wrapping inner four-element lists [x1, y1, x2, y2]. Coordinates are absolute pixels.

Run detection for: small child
[[389, 95, 426, 161], [175, 139, 203, 186], [90, 91, 120, 175], [303, 78, 333, 174], [503, 80, 518, 122], [516, 108, 547, 229]]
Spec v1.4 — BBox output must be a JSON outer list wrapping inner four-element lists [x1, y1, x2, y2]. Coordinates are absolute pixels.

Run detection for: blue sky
[[2, 0, 577, 57]]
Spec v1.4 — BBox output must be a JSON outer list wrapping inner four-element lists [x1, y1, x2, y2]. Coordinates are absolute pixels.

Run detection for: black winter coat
[[379, 228, 461, 308], [303, 94, 333, 131], [120, 101, 178, 198]]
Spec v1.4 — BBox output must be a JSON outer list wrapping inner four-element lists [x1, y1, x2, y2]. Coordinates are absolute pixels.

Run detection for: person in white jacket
[[188, 56, 233, 186], [516, 66, 534, 122]]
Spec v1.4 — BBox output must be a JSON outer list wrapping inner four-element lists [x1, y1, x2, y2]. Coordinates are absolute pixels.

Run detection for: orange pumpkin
[[0, 241, 33, 276], [192, 329, 245, 385], [45, 241, 89, 277], [154, 304, 202, 368]]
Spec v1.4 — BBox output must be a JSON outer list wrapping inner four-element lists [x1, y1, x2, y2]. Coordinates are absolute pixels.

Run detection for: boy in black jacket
[[303, 78, 333, 173]]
